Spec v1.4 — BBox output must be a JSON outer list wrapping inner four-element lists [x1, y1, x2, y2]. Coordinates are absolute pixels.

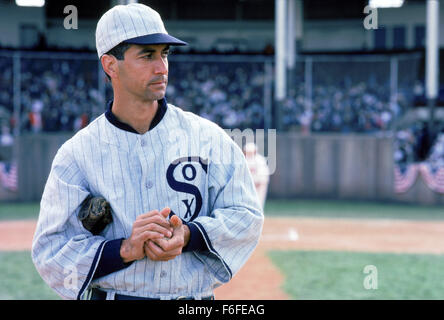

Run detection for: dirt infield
[[2, 216, 444, 299], [0, 220, 37, 251], [214, 216, 444, 299]]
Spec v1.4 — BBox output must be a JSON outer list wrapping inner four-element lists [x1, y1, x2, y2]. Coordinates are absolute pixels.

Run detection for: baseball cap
[[95, 3, 187, 58]]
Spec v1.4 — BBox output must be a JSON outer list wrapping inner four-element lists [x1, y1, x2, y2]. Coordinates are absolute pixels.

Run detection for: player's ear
[[101, 54, 118, 81]]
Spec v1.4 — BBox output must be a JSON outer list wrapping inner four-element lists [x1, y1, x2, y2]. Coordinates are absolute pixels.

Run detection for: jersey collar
[[105, 97, 168, 134]]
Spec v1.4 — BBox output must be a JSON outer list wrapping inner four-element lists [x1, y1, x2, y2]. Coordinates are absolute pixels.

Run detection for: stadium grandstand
[[0, 0, 443, 204]]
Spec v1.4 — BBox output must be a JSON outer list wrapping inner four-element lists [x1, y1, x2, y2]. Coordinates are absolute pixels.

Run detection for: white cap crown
[[96, 3, 185, 58]]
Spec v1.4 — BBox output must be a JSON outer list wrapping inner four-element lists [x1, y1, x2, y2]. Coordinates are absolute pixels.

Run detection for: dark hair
[[103, 42, 132, 81]]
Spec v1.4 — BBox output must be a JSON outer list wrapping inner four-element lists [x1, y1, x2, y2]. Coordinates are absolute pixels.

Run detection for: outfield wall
[[268, 133, 444, 206], [7, 133, 444, 205], [268, 133, 395, 201], [16, 133, 73, 202]]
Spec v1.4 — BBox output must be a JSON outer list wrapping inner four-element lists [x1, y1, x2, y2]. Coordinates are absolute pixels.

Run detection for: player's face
[[117, 44, 169, 102]]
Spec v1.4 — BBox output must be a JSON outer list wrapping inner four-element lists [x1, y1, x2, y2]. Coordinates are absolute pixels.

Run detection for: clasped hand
[[120, 207, 190, 263]]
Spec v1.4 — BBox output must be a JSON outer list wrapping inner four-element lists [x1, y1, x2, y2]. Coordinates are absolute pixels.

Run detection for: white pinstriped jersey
[[31, 102, 264, 300]]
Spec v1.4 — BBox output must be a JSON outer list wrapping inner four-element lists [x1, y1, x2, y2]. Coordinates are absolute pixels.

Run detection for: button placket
[[137, 137, 150, 212]]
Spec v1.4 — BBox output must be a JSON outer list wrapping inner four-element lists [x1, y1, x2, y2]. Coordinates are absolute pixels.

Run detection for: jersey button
[[140, 139, 146, 147], [145, 180, 153, 189], [160, 271, 167, 278]]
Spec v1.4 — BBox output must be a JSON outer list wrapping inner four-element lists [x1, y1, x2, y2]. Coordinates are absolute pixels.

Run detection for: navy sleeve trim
[[92, 238, 133, 280], [76, 239, 133, 300], [77, 240, 106, 300], [190, 221, 233, 279], [183, 222, 208, 252]]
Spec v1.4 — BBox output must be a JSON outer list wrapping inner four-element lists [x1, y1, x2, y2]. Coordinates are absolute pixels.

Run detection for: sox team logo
[[166, 156, 208, 221]]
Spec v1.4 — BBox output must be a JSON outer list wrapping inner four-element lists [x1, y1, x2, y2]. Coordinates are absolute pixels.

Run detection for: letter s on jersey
[[166, 157, 208, 221]]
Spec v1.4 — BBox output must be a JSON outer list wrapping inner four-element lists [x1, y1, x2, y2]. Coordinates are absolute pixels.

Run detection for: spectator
[[28, 99, 43, 133], [0, 123, 13, 146]]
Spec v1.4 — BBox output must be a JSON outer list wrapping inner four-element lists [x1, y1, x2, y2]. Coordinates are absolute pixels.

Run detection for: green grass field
[[0, 199, 443, 300], [0, 252, 59, 300], [268, 250, 444, 300], [0, 202, 40, 221]]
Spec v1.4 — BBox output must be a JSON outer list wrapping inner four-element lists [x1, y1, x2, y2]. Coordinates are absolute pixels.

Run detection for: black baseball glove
[[78, 195, 112, 235]]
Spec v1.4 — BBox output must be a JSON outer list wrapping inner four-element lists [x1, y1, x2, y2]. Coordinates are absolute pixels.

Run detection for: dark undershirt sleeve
[[92, 238, 133, 280], [183, 222, 208, 252]]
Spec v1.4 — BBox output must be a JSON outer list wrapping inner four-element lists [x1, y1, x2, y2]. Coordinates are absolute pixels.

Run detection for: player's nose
[[153, 55, 168, 75]]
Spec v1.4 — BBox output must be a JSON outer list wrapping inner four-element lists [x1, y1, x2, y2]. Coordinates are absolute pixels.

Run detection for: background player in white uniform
[[243, 142, 270, 208], [31, 3, 263, 300]]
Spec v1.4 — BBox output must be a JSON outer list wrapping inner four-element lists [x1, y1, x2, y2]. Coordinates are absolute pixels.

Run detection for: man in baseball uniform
[[31, 3, 263, 300], [243, 142, 270, 208]]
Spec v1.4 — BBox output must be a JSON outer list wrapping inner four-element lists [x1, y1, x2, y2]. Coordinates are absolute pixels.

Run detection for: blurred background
[[0, 0, 444, 301], [0, 0, 442, 205]]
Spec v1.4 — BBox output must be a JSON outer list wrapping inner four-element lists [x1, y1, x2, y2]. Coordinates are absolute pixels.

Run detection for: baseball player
[[243, 142, 270, 208], [31, 3, 263, 300]]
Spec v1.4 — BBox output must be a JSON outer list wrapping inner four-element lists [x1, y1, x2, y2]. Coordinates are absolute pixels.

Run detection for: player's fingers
[[151, 237, 168, 250], [144, 241, 179, 261], [136, 210, 160, 220], [146, 251, 172, 262], [144, 240, 167, 260], [137, 230, 165, 243], [159, 207, 171, 218], [137, 208, 171, 220], [138, 223, 173, 238], [134, 214, 173, 232], [144, 242, 160, 261], [170, 214, 182, 228], [153, 234, 184, 252]]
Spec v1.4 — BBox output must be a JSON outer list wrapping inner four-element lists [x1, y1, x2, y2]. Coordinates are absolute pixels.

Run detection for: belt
[[90, 288, 214, 300]]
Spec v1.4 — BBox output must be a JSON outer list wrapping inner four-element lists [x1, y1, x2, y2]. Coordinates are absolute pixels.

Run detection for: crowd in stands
[[19, 56, 104, 133], [281, 81, 407, 133], [0, 52, 422, 137], [0, 57, 13, 140], [0, 50, 442, 170], [280, 59, 421, 134], [167, 60, 266, 130], [0, 54, 105, 139]]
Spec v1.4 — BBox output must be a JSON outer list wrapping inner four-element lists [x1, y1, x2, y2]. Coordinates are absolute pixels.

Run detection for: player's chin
[[145, 90, 166, 101]]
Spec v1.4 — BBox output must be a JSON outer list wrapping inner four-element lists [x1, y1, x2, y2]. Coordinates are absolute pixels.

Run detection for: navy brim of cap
[[123, 33, 187, 46]]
